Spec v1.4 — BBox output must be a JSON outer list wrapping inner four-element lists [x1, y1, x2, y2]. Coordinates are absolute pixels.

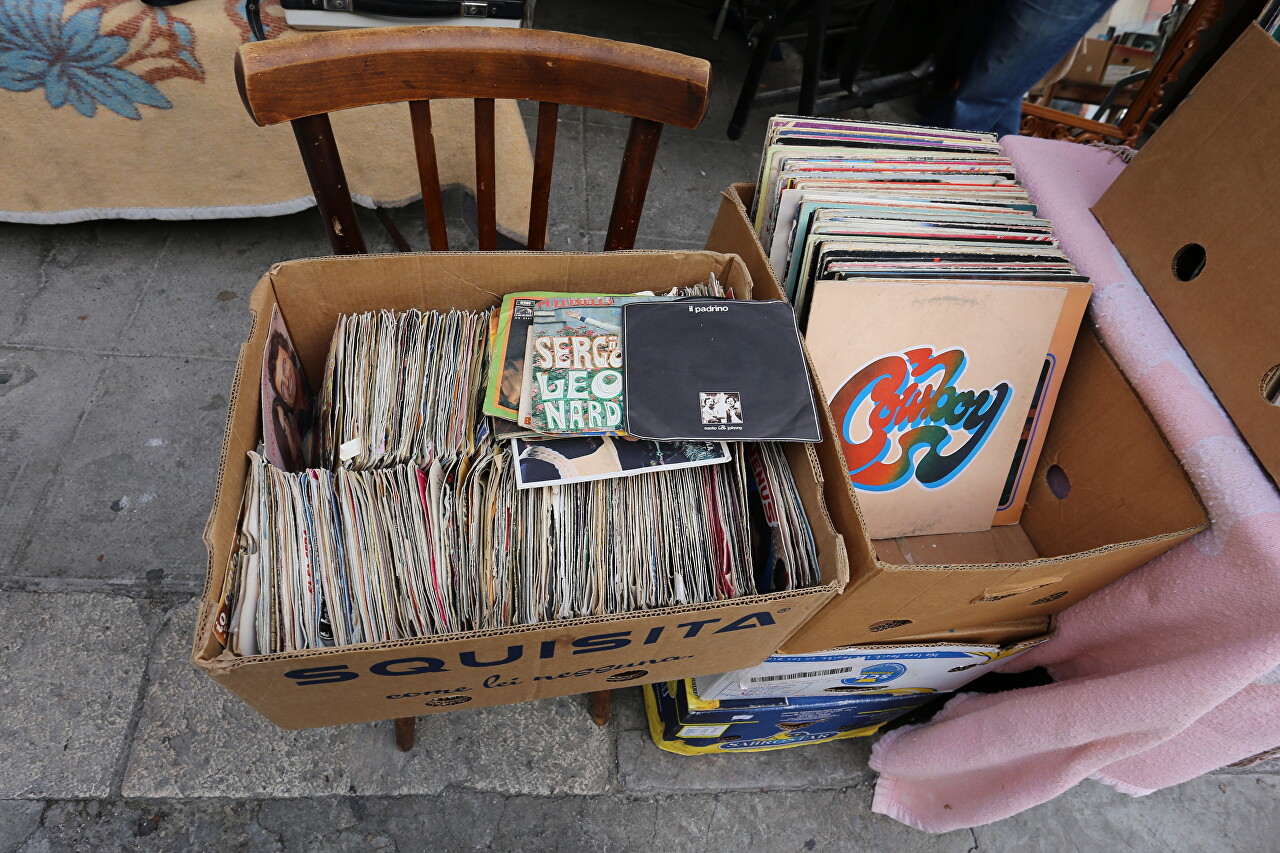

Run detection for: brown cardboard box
[[706, 183, 1208, 650], [193, 250, 851, 729], [1064, 37, 1112, 84], [1093, 23, 1280, 485]]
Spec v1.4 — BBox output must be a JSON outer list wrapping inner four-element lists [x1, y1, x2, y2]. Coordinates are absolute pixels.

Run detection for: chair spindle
[[527, 101, 559, 251], [474, 97, 498, 250], [291, 113, 366, 255], [604, 117, 664, 251], [409, 100, 451, 251]]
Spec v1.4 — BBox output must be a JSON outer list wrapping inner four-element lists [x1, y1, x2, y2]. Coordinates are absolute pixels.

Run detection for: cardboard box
[[644, 680, 898, 754], [886, 616, 1050, 647], [1064, 37, 1112, 84], [1102, 44, 1154, 86], [706, 183, 1208, 650], [692, 634, 1049, 701], [1093, 24, 1280, 485], [194, 250, 852, 729]]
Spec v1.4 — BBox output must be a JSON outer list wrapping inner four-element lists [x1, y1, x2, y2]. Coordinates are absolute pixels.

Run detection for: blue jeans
[[939, 0, 1116, 137]]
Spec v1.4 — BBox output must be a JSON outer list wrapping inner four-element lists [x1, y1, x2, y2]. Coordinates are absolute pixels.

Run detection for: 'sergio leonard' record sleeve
[[622, 299, 821, 442]]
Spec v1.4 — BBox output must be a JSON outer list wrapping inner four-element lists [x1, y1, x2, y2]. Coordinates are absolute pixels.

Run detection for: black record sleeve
[[622, 299, 821, 442]]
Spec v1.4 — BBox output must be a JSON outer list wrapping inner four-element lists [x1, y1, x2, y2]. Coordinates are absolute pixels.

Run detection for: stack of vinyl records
[[752, 116, 1092, 538], [222, 285, 825, 656]]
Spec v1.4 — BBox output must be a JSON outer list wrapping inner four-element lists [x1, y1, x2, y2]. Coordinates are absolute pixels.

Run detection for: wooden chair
[[1019, 0, 1222, 145], [234, 26, 710, 750]]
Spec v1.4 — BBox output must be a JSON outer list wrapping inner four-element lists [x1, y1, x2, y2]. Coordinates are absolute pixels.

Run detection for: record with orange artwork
[[806, 280, 1066, 538]]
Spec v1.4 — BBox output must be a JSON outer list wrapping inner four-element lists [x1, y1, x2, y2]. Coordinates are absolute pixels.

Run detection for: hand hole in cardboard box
[[1172, 243, 1207, 281], [1261, 365, 1280, 406], [1046, 464, 1071, 499], [969, 578, 1059, 603], [869, 619, 913, 632], [605, 669, 650, 683], [1029, 590, 1069, 606]]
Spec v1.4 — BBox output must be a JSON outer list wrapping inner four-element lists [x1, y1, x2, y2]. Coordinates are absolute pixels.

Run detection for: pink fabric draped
[[868, 137, 1280, 833]]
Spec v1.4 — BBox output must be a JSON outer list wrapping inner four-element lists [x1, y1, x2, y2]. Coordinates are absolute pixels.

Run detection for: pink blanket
[[868, 136, 1280, 832]]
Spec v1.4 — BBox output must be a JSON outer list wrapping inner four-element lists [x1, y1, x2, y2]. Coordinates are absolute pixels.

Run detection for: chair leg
[[728, 7, 783, 139], [394, 716, 416, 751], [799, 0, 832, 116], [588, 690, 613, 726], [374, 206, 413, 252]]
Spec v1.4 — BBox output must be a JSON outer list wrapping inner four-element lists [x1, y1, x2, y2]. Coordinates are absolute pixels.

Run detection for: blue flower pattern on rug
[[0, 0, 171, 119]]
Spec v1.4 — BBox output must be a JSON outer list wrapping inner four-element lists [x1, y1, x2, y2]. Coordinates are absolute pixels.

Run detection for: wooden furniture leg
[[394, 716, 416, 751], [588, 690, 613, 726], [728, 3, 784, 139]]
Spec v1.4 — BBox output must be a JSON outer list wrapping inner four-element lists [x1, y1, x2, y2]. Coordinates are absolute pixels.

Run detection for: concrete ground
[[1, 1, 1276, 850]]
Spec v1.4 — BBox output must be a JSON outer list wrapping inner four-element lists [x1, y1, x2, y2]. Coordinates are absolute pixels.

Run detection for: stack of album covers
[[486, 279, 822, 475], [221, 302, 823, 656], [486, 283, 739, 488], [751, 116, 1092, 536], [752, 116, 1085, 326], [314, 309, 489, 470]]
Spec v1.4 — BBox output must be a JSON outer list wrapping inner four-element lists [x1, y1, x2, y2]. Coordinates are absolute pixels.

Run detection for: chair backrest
[[235, 27, 712, 254], [1019, 0, 1220, 145]]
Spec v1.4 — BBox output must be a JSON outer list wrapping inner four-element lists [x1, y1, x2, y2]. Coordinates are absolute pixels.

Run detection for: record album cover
[[622, 300, 821, 442], [805, 281, 1066, 538]]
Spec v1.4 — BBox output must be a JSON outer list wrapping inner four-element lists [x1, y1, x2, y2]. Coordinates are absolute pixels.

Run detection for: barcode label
[[677, 724, 729, 738], [747, 665, 858, 683]]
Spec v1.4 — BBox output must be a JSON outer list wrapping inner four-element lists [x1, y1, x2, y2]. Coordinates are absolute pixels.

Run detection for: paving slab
[[12, 355, 233, 592], [15, 799, 271, 853], [0, 224, 47, 342], [6, 220, 171, 352], [611, 686, 650, 732], [643, 788, 973, 853], [255, 790, 502, 852], [478, 788, 972, 853], [583, 124, 757, 245], [0, 348, 110, 574], [0, 592, 155, 799], [115, 217, 312, 361], [123, 601, 613, 798], [20, 790, 973, 853], [0, 801, 43, 853], [971, 774, 1280, 853]]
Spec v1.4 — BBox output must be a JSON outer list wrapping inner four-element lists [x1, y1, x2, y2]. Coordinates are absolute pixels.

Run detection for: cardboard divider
[[194, 250, 850, 729], [706, 183, 1208, 652], [1092, 23, 1280, 486]]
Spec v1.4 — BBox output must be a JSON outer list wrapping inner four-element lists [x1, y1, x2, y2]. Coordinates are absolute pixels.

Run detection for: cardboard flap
[[268, 250, 753, 386], [1021, 323, 1207, 556], [194, 273, 276, 664], [1093, 23, 1280, 484]]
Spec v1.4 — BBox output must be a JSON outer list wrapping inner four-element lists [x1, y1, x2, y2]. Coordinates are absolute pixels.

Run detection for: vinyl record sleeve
[[622, 300, 821, 442], [806, 280, 1066, 537]]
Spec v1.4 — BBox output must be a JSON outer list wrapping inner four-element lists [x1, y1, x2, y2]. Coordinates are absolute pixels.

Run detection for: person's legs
[[943, 0, 1116, 136]]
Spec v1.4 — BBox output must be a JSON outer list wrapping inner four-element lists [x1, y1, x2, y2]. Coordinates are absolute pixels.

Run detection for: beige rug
[[0, 1, 533, 238]]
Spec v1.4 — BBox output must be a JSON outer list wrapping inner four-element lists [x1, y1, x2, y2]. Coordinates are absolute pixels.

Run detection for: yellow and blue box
[[644, 679, 934, 754]]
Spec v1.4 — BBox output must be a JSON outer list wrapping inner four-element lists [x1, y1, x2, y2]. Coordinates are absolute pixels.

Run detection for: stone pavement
[[1, 1, 1276, 850]]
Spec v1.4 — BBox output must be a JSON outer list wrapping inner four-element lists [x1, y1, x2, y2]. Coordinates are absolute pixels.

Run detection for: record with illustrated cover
[[622, 300, 821, 442]]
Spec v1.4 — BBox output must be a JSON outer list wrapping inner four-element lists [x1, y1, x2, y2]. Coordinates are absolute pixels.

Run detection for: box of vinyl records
[[693, 633, 1049, 701], [193, 250, 853, 729], [644, 679, 906, 754], [706, 182, 1207, 650]]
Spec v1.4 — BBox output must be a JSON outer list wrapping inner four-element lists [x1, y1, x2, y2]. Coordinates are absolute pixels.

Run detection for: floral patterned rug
[[0, 0, 533, 234]]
